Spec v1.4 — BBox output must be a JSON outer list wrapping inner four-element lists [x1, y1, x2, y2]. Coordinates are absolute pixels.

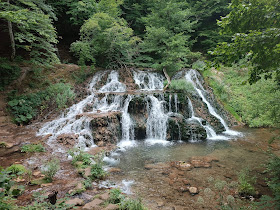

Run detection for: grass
[[202, 65, 280, 127]]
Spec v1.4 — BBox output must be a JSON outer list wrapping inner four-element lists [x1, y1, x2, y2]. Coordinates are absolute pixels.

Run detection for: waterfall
[[121, 95, 134, 141], [37, 68, 240, 154], [185, 69, 240, 137], [187, 97, 218, 139], [133, 70, 164, 90], [146, 95, 168, 140]]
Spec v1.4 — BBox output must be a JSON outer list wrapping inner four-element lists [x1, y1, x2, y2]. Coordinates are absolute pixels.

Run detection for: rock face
[[89, 112, 122, 146], [128, 95, 148, 140], [167, 116, 207, 141]]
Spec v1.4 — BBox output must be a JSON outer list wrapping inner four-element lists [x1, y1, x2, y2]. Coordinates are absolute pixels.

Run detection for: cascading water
[[38, 68, 240, 154], [133, 70, 164, 90], [185, 69, 240, 138], [146, 95, 168, 140]]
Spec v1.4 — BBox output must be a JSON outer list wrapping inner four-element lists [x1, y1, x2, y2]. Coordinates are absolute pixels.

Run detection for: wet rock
[[105, 204, 119, 210], [87, 147, 106, 156], [89, 112, 122, 146], [128, 96, 148, 140], [190, 156, 218, 168], [189, 187, 198, 195], [167, 117, 207, 141], [56, 133, 78, 147], [108, 167, 122, 173], [82, 198, 103, 210], [171, 161, 193, 171], [65, 198, 85, 206]]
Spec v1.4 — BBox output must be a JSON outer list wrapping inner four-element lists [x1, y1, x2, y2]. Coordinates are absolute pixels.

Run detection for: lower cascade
[[38, 69, 241, 152]]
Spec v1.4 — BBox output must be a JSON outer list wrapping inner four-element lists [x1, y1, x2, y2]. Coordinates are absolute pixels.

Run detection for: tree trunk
[[163, 68, 171, 91], [7, 0, 16, 60]]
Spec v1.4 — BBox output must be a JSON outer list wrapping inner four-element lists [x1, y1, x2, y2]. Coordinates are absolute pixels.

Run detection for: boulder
[[56, 133, 78, 147], [190, 156, 218, 168], [105, 204, 119, 210], [65, 198, 85, 206], [89, 112, 122, 146], [167, 117, 207, 141], [82, 199, 103, 210], [189, 187, 198, 194]]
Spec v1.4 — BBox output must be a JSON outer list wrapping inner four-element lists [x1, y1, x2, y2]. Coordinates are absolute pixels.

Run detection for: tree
[[70, 12, 140, 68], [186, 0, 231, 51], [0, 0, 59, 65], [211, 0, 280, 84], [138, 0, 200, 77]]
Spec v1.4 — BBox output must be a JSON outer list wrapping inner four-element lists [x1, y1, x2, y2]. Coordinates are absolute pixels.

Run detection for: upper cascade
[[37, 69, 240, 153]]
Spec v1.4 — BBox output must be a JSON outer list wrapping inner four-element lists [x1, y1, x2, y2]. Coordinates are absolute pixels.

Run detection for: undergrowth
[[21, 144, 45, 153], [7, 83, 75, 125], [202, 64, 280, 127]]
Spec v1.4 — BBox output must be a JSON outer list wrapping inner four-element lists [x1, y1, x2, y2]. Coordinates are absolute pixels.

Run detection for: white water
[[133, 70, 164, 90], [146, 95, 168, 140], [185, 69, 240, 138]]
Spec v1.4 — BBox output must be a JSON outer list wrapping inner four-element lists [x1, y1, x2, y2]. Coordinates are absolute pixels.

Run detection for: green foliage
[[22, 190, 72, 210], [21, 144, 45, 153], [0, 0, 59, 66], [8, 83, 75, 124], [72, 65, 95, 84], [108, 188, 146, 210], [138, 0, 200, 77], [238, 168, 256, 196], [119, 197, 146, 210], [168, 79, 195, 93], [0, 57, 21, 90], [41, 158, 60, 182], [90, 152, 107, 180], [212, 0, 280, 84], [109, 188, 124, 204], [0, 167, 26, 208], [71, 12, 140, 68], [6, 164, 26, 176], [90, 163, 107, 180], [69, 148, 93, 167], [186, 0, 231, 51], [202, 66, 280, 127], [264, 153, 280, 203]]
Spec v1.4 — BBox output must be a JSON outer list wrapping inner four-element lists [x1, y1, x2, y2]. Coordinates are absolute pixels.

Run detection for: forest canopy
[[0, 0, 279, 82]]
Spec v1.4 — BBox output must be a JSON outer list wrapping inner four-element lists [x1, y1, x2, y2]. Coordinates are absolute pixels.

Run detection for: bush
[[168, 79, 195, 93], [68, 148, 93, 167], [119, 198, 146, 210], [21, 144, 45, 153], [6, 164, 26, 175], [202, 66, 280, 127], [72, 65, 95, 84], [41, 159, 60, 182], [8, 83, 75, 125], [238, 168, 256, 196], [0, 57, 21, 90], [109, 188, 124, 204]]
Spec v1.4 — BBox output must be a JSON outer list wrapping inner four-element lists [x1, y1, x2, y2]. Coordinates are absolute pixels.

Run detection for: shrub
[[169, 79, 195, 93], [8, 83, 75, 125], [0, 57, 21, 90], [6, 164, 26, 175], [238, 168, 256, 196], [119, 197, 146, 210], [72, 65, 95, 84], [21, 144, 45, 153], [109, 188, 124, 204], [68, 148, 93, 167], [90, 164, 107, 180], [41, 159, 60, 182]]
